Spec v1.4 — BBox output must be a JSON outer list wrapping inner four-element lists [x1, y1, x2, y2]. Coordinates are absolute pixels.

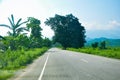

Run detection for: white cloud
[[84, 20, 120, 39], [84, 20, 120, 30], [108, 20, 120, 27]]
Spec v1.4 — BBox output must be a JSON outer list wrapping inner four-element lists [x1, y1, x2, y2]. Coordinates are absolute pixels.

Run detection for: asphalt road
[[10, 48, 120, 80]]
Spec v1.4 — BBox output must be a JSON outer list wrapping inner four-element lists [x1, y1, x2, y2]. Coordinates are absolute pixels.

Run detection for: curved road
[[9, 48, 120, 80]]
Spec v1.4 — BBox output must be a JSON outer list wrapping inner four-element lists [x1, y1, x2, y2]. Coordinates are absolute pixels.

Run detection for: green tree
[[27, 17, 42, 48], [0, 14, 28, 37], [91, 42, 98, 48], [100, 41, 106, 49], [45, 14, 86, 49], [42, 37, 52, 47]]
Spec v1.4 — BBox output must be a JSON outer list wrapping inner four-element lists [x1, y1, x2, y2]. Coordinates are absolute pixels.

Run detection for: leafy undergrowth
[[67, 47, 120, 59], [0, 70, 14, 80], [0, 47, 48, 80]]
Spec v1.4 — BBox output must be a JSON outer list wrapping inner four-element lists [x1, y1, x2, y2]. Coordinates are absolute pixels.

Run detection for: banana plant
[[0, 14, 28, 37]]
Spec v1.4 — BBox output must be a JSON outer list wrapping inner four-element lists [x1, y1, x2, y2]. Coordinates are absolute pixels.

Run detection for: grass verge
[[0, 47, 48, 80], [0, 70, 14, 80], [67, 47, 120, 59]]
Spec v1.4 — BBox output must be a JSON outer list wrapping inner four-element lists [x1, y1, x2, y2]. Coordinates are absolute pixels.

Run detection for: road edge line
[[38, 53, 50, 80]]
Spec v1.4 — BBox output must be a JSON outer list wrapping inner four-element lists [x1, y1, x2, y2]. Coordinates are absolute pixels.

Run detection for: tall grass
[[67, 47, 120, 59], [0, 70, 14, 80], [0, 47, 48, 80]]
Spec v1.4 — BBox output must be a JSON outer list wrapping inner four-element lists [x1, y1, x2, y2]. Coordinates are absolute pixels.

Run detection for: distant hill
[[85, 37, 120, 47]]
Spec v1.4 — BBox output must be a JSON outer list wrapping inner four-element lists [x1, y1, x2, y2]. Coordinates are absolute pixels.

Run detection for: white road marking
[[38, 53, 50, 80], [81, 59, 88, 63]]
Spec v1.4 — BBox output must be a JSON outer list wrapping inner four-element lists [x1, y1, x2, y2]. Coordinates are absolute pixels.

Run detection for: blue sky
[[0, 0, 120, 39]]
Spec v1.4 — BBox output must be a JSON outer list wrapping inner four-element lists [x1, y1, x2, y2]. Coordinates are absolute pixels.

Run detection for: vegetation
[[27, 17, 43, 48], [0, 47, 48, 69], [45, 14, 86, 49], [0, 47, 48, 80], [91, 42, 99, 48], [0, 15, 51, 80], [67, 47, 120, 59], [85, 37, 120, 47], [0, 15, 52, 51], [0, 14, 120, 79], [0, 14, 28, 37], [91, 41, 106, 49], [0, 70, 14, 80]]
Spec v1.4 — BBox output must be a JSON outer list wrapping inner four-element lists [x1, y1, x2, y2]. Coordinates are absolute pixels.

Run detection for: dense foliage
[[45, 14, 86, 49], [91, 41, 106, 49], [0, 15, 52, 51], [0, 15, 51, 80], [26, 17, 43, 48]]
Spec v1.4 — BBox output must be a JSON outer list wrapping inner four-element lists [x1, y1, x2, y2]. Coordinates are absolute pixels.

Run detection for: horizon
[[0, 0, 120, 39]]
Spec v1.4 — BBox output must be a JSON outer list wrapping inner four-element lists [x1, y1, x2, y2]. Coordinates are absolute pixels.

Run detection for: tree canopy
[[45, 14, 86, 49], [26, 17, 43, 48]]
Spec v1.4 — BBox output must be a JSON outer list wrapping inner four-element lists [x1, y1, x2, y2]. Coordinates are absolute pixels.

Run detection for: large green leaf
[[11, 14, 15, 25], [8, 17, 14, 29], [16, 18, 22, 27], [0, 24, 11, 29], [18, 21, 28, 27]]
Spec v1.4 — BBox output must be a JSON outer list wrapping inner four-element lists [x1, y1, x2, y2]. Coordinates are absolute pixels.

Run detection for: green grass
[[67, 47, 120, 59], [0, 70, 14, 80], [0, 47, 48, 80]]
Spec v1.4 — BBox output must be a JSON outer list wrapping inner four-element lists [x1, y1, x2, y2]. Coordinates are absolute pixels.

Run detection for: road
[[9, 48, 120, 80]]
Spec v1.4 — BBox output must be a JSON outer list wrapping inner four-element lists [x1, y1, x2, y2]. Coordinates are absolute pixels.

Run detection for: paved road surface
[[10, 48, 120, 80]]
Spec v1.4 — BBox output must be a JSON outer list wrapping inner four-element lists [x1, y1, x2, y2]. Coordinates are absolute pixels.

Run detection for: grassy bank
[[0, 47, 48, 80], [67, 47, 120, 59]]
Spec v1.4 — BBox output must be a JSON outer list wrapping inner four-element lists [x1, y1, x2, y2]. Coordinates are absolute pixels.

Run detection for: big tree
[[27, 17, 42, 48], [45, 14, 86, 49]]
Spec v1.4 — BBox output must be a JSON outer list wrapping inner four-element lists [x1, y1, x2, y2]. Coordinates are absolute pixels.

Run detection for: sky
[[0, 0, 120, 39]]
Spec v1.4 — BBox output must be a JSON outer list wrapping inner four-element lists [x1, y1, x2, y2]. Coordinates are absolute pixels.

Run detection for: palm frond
[[0, 24, 11, 29], [0, 14, 28, 37], [8, 17, 14, 29], [11, 14, 15, 25], [16, 18, 22, 27], [22, 33, 27, 35], [0, 35, 5, 40], [18, 21, 28, 26], [7, 31, 13, 36], [15, 28, 22, 34]]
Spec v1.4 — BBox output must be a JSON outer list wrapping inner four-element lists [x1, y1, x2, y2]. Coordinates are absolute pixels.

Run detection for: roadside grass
[[67, 47, 120, 59], [0, 70, 14, 80], [0, 47, 48, 80]]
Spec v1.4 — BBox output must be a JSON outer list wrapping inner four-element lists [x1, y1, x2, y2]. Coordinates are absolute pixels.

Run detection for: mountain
[[85, 37, 120, 47]]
